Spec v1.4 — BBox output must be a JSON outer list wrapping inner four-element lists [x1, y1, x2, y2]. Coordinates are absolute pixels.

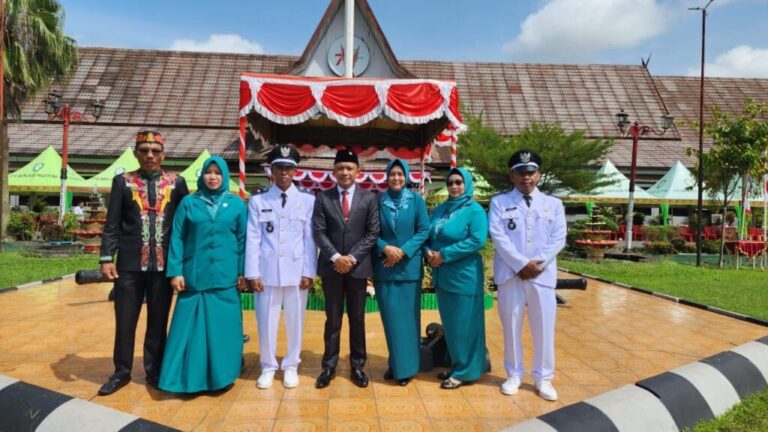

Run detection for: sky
[[59, 0, 768, 78]]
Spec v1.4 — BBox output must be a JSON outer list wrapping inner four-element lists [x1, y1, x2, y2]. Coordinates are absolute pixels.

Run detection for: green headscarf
[[197, 156, 230, 217]]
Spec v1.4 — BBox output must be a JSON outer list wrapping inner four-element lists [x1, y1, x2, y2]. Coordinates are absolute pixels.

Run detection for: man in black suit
[[312, 149, 380, 388], [97, 131, 189, 395]]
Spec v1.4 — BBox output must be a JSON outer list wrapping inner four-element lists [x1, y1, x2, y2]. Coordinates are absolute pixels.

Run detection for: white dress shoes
[[283, 369, 299, 388], [256, 371, 275, 389], [500, 376, 522, 395], [536, 380, 558, 401]]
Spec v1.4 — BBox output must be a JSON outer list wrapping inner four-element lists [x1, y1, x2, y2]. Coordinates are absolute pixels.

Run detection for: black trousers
[[321, 274, 368, 370], [111, 271, 173, 381]]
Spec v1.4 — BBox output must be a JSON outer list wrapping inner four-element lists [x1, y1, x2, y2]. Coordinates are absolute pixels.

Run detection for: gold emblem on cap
[[520, 152, 531, 163]]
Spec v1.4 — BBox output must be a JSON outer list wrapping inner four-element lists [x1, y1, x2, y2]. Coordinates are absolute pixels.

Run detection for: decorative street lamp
[[44, 90, 104, 223], [615, 109, 674, 251]]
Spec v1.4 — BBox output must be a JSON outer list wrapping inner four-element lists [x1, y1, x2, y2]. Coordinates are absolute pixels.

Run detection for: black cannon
[[75, 269, 112, 285], [556, 278, 587, 290]]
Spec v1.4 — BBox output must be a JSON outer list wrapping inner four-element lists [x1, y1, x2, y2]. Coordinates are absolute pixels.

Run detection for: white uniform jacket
[[489, 188, 566, 289], [245, 184, 317, 286]]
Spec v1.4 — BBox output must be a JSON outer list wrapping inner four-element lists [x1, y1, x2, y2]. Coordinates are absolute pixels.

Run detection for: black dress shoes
[[398, 377, 412, 386], [315, 369, 336, 389], [145, 376, 159, 389], [436, 371, 452, 381], [98, 376, 130, 396], [350, 369, 369, 388], [383, 368, 394, 380]]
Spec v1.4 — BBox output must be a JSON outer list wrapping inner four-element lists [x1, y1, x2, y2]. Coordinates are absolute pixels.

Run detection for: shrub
[[702, 239, 721, 254], [40, 223, 72, 241], [7, 212, 36, 240], [671, 238, 696, 253], [643, 240, 676, 255]]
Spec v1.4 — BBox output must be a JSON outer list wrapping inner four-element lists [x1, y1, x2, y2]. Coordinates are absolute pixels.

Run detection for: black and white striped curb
[[502, 335, 768, 432], [558, 267, 768, 327], [0, 273, 75, 294], [0, 374, 178, 432]]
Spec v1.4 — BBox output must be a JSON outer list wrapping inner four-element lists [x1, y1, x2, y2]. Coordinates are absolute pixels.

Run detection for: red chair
[[632, 225, 645, 241], [703, 226, 717, 240], [678, 225, 695, 242], [616, 224, 626, 240], [748, 227, 764, 241]]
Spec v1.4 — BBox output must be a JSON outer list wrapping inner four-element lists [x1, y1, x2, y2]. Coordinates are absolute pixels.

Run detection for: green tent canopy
[[9, 145, 89, 192], [83, 147, 140, 192], [180, 150, 242, 194]]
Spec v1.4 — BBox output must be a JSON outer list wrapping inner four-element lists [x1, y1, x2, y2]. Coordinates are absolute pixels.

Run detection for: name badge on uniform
[[503, 208, 518, 231], [261, 209, 274, 232]]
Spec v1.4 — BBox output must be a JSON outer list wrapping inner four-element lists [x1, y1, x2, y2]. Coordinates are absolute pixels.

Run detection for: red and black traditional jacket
[[99, 170, 189, 272]]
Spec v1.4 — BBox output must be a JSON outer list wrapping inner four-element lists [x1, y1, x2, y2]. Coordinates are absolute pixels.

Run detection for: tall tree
[[457, 111, 615, 195], [688, 100, 768, 267], [0, 0, 78, 242]]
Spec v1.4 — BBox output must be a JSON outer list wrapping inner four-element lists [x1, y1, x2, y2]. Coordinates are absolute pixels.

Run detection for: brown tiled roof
[[10, 47, 768, 174], [402, 60, 682, 169], [20, 47, 295, 127], [655, 76, 768, 157]]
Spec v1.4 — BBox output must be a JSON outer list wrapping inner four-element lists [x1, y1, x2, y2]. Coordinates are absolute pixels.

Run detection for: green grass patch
[[559, 258, 768, 321], [0, 252, 97, 290], [686, 387, 768, 431]]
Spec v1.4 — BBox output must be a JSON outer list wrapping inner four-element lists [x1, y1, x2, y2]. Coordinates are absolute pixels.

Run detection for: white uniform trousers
[[497, 278, 557, 383], [255, 285, 308, 373]]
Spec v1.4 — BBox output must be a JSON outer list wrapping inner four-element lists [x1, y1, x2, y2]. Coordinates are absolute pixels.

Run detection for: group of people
[[96, 130, 566, 402]]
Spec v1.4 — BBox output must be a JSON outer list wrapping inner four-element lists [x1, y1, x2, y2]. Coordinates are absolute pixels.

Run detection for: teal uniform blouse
[[426, 167, 488, 296], [166, 156, 247, 290], [373, 161, 430, 282]]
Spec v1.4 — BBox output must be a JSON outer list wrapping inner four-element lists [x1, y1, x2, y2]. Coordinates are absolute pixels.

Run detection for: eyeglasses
[[136, 148, 163, 155], [447, 180, 464, 186]]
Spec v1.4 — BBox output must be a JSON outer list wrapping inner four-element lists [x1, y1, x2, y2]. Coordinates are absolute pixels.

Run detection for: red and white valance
[[239, 74, 466, 148], [266, 167, 430, 186]]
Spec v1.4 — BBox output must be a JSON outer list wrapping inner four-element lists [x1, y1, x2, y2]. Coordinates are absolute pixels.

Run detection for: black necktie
[[281, 192, 287, 208], [523, 195, 532, 207]]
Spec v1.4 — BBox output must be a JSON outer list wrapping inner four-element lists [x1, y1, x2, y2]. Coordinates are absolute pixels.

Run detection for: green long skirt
[[437, 290, 487, 382], [377, 280, 421, 380], [159, 286, 243, 393]]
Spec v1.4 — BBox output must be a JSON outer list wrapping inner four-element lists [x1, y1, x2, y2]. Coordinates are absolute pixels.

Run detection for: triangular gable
[[284, 0, 414, 78]]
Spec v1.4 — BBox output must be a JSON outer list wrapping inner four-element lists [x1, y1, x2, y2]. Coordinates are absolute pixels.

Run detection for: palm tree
[[0, 0, 78, 242]]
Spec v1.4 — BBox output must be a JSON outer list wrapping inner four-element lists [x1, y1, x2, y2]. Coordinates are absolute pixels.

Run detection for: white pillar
[[344, 0, 354, 77]]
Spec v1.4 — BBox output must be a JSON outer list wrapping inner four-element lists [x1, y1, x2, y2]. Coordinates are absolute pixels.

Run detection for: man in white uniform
[[245, 144, 317, 389], [489, 149, 566, 401]]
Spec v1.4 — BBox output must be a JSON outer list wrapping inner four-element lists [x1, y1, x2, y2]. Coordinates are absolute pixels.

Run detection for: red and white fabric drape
[[238, 74, 467, 194], [239, 74, 465, 148], [264, 166, 431, 192]]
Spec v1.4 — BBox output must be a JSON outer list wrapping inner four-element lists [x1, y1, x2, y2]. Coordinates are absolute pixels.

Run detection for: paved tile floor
[[0, 273, 765, 431]]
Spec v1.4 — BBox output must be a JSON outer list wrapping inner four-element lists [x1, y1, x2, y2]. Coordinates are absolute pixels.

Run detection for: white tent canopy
[[647, 160, 700, 203], [565, 159, 657, 203]]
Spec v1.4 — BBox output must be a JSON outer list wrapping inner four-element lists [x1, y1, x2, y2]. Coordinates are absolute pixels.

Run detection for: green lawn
[[0, 252, 97, 290], [559, 258, 768, 321], [687, 388, 768, 432]]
